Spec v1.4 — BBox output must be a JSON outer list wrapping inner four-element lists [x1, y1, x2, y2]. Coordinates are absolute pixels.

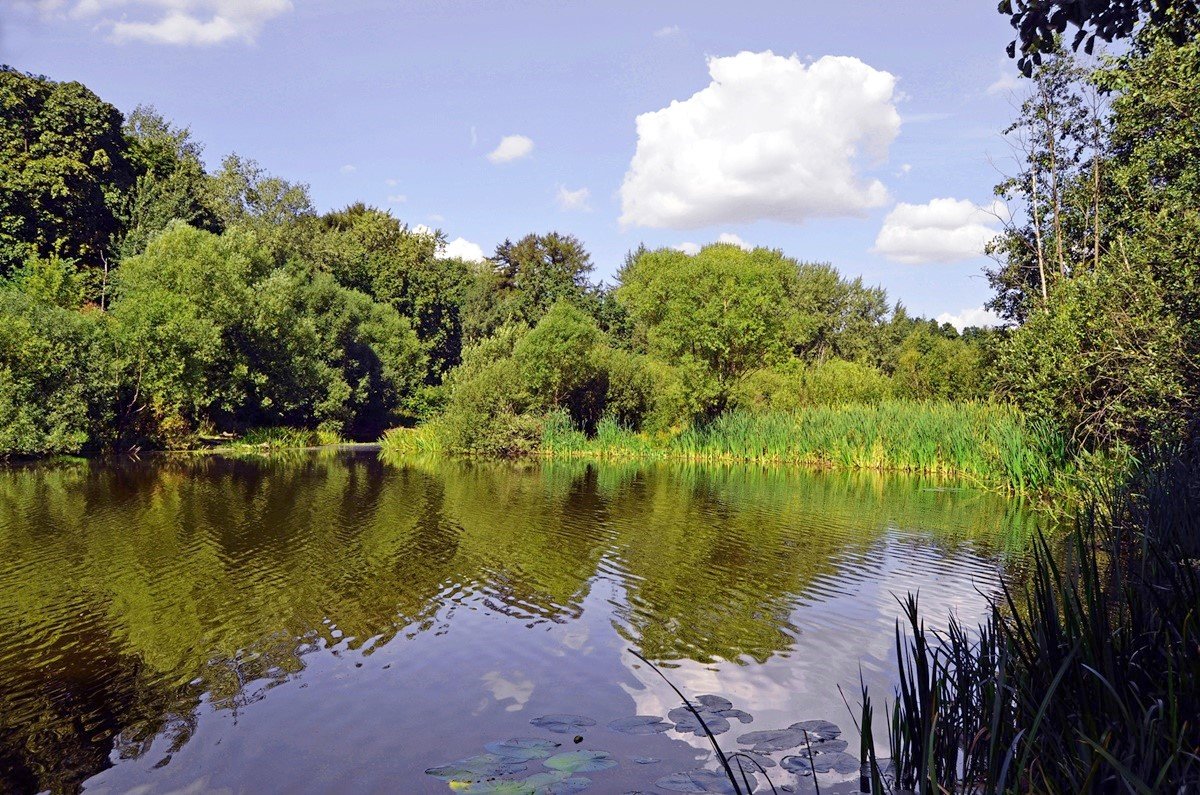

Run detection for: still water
[[0, 450, 1040, 793]]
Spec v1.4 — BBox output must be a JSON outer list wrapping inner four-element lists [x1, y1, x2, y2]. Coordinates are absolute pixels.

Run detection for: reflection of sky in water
[[0, 453, 1040, 792]]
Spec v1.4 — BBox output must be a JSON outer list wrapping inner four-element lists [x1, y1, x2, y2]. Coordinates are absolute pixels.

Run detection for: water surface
[[0, 451, 1039, 793]]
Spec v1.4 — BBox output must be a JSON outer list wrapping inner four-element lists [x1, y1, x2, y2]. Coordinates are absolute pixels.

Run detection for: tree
[[1000, 0, 1200, 75], [487, 232, 595, 329], [208, 154, 316, 266], [617, 243, 800, 417], [0, 67, 134, 279]]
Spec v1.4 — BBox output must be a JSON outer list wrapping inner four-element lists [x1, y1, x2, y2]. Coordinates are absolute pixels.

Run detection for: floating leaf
[[485, 738, 562, 761], [781, 751, 859, 775], [735, 728, 805, 752], [732, 750, 776, 769], [813, 739, 848, 753], [425, 753, 527, 782], [787, 720, 841, 740], [694, 695, 732, 712], [717, 709, 753, 724], [530, 714, 597, 734], [655, 769, 753, 794], [452, 771, 591, 794], [668, 706, 730, 737], [543, 750, 618, 774], [631, 756, 660, 765], [607, 715, 672, 735]]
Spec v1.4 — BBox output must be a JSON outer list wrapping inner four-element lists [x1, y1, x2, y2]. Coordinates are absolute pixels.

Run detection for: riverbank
[[382, 401, 1112, 498]]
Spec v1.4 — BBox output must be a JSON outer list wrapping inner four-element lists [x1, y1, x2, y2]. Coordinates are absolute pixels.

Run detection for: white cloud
[[896, 163, 912, 177], [987, 71, 1019, 96], [61, 0, 293, 45], [487, 134, 534, 164], [872, 197, 1004, 264], [653, 24, 680, 38], [619, 50, 900, 229], [556, 186, 591, 212], [386, 194, 407, 204], [340, 164, 356, 174], [717, 232, 752, 250], [674, 242, 701, 255], [937, 306, 1003, 331], [385, 178, 400, 187], [427, 213, 446, 223], [440, 237, 487, 263]]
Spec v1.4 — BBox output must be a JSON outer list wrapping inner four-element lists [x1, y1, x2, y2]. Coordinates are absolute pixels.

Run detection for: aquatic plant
[[855, 445, 1200, 792]]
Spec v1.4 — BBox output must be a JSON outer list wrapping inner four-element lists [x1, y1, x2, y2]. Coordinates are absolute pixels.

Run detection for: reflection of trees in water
[[0, 454, 1036, 792]]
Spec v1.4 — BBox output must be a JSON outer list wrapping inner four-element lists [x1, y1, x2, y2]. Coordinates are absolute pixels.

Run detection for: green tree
[[487, 232, 595, 330], [0, 67, 134, 280]]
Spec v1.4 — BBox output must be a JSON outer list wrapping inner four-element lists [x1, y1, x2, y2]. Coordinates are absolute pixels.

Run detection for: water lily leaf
[[486, 738, 562, 761], [426, 753, 528, 781], [672, 711, 730, 737], [781, 751, 859, 775], [632, 756, 660, 765], [531, 714, 597, 734], [694, 695, 733, 712], [543, 750, 618, 774], [731, 750, 776, 769], [716, 709, 753, 724], [607, 715, 672, 735], [452, 771, 591, 794], [655, 769, 752, 794], [735, 728, 804, 752], [813, 739, 848, 753], [787, 720, 841, 740]]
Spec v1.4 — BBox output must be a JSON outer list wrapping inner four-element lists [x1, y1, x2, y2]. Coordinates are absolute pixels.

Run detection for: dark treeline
[[0, 65, 990, 459]]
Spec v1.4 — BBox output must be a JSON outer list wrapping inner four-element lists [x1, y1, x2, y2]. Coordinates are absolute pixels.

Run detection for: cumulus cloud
[[716, 232, 752, 250], [556, 186, 591, 212], [386, 194, 407, 204], [673, 242, 701, 255], [340, 164, 356, 174], [936, 306, 1003, 331], [653, 24, 680, 37], [872, 197, 1004, 264], [440, 237, 487, 263], [987, 71, 1019, 96], [52, 0, 293, 45], [619, 50, 900, 229], [487, 135, 534, 164]]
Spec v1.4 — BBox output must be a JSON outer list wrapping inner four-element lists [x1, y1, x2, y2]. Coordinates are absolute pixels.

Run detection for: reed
[[856, 445, 1200, 792], [541, 402, 1074, 494]]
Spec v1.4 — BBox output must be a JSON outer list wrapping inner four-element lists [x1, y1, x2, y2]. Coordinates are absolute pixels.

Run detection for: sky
[[1, 0, 1033, 327]]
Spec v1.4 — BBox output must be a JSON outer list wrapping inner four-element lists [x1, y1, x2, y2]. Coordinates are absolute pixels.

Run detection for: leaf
[[787, 720, 841, 740], [694, 694, 733, 712], [716, 708, 753, 724], [426, 753, 528, 782], [781, 751, 859, 775], [655, 769, 751, 793], [542, 750, 618, 774], [631, 756, 661, 765], [451, 771, 591, 794], [607, 715, 672, 735], [485, 738, 562, 761], [735, 728, 805, 752], [530, 714, 597, 734]]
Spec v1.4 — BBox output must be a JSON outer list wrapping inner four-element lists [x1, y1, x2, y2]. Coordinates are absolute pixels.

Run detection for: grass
[[539, 402, 1077, 494], [855, 445, 1200, 792], [203, 426, 345, 452]]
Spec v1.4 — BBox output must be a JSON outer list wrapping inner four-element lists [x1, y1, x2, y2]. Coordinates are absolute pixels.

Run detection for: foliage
[[860, 445, 1200, 791], [0, 67, 134, 279]]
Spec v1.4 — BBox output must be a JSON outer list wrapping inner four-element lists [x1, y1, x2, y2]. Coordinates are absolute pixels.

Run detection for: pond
[[0, 450, 1042, 793]]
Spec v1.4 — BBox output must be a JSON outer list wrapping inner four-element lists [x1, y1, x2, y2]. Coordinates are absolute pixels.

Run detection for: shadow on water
[[0, 451, 1047, 792]]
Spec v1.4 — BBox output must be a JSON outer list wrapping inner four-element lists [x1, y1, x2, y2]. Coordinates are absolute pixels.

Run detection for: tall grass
[[857, 446, 1200, 792], [541, 402, 1073, 494]]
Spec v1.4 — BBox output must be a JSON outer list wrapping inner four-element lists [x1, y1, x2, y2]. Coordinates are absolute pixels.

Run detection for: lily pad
[[531, 714, 598, 734], [486, 738, 563, 761], [812, 739, 848, 753], [781, 751, 859, 775], [632, 756, 661, 765], [668, 706, 730, 737], [735, 728, 805, 753], [454, 771, 592, 794], [719, 709, 753, 725], [655, 769, 754, 794], [543, 750, 618, 774], [608, 715, 672, 735], [730, 750, 776, 769], [787, 720, 841, 740], [694, 695, 733, 712], [425, 753, 527, 782]]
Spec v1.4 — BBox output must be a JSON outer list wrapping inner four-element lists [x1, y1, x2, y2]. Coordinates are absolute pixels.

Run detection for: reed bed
[[858, 446, 1200, 792], [540, 402, 1071, 494]]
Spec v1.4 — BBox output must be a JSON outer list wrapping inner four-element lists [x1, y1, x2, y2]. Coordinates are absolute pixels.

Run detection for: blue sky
[[3, 1, 1030, 326]]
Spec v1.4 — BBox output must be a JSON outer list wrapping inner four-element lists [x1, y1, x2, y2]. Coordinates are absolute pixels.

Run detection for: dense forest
[[2, 17, 1199, 480]]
